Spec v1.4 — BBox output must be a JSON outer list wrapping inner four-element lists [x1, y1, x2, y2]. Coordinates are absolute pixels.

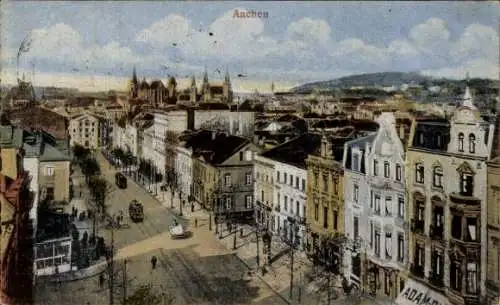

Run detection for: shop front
[[395, 279, 451, 305]]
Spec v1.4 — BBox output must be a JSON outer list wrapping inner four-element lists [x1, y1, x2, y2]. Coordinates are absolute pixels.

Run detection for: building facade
[[404, 87, 495, 305], [364, 113, 408, 299], [68, 113, 102, 149], [306, 134, 349, 271], [487, 156, 500, 305], [253, 154, 275, 230], [343, 133, 375, 288]]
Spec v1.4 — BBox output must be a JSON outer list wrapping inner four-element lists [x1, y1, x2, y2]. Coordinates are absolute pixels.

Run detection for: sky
[[1, 1, 499, 92]]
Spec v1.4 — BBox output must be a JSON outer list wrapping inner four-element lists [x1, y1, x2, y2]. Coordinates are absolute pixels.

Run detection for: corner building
[[403, 87, 495, 305]]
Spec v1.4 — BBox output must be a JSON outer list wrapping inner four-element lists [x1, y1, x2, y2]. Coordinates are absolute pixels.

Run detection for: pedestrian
[[194, 218, 198, 228], [240, 228, 243, 237], [99, 273, 104, 288], [151, 256, 157, 270]]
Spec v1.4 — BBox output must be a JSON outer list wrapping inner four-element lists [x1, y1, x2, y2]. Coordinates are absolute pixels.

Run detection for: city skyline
[[1, 1, 499, 92]]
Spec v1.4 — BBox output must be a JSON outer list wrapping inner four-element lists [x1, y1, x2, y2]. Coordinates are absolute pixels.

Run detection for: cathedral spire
[[462, 72, 476, 109], [203, 66, 208, 83], [132, 66, 138, 84], [191, 74, 196, 86], [224, 65, 230, 83]]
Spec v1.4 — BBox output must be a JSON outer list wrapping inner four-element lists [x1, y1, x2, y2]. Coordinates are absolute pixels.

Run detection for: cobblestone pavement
[[34, 152, 288, 305]]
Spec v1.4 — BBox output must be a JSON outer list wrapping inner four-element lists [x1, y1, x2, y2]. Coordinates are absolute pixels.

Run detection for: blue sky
[[2, 1, 499, 92]]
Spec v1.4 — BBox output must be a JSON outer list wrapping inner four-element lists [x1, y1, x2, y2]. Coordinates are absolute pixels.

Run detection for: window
[[333, 178, 338, 195], [245, 151, 252, 161], [435, 132, 443, 148], [469, 134, 476, 153], [245, 173, 252, 185], [313, 172, 318, 187], [353, 217, 359, 239], [460, 172, 474, 196], [46, 187, 55, 201], [290, 174, 293, 186], [397, 233, 404, 262], [284, 196, 288, 211], [466, 263, 478, 294], [373, 160, 378, 176], [396, 164, 402, 181], [261, 190, 264, 201], [295, 177, 299, 189], [398, 197, 404, 218], [323, 174, 328, 192], [303, 205, 306, 219], [432, 251, 443, 276], [224, 174, 231, 187], [416, 200, 425, 221], [277, 171, 280, 182], [225, 197, 232, 209], [301, 179, 305, 191], [45, 166, 55, 176], [416, 243, 425, 267], [314, 199, 319, 221], [433, 167, 443, 188], [450, 261, 462, 291], [245, 195, 252, 209], [296, 201, 300, 216], [419, 132, 424, 145], [415, 164, 424, 184], [353, 184, 359, 203], [370, 222, 374, 248], [465, 218, 477, 242], [352, 154, 359, 172], [434, 206, 444, 228], [333, 211, 338, 230], [452, 215, 462, 239], [384, 162, 390, 178], [374, 230, 381, 256], [277, 194, 281, 211], [385, 197, 392, 216], [374, 194, 381, 213], [284, 173, 287, 184], [458, 133, 464, 152], [385, 273, 391, 296], [323, 206, 328, 228], [385, 232, 392, 258]]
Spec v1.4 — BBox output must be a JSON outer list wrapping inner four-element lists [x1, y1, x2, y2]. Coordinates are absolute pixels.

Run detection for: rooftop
[[185, 130, 249, 165], [261, 133, 322, 169]]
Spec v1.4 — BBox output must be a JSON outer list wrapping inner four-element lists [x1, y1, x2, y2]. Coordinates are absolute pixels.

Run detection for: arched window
[[415, 163, 424, 184], [469, 134, 476, 153], [433, 166, 443, 188], [458, 133, 464, 152]]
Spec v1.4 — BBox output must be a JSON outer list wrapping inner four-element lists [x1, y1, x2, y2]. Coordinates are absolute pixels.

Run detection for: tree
[[73, 144, 90, 161], [123, 284, 174, 305], [89, 176, 113, 214], [81, 157, 101, 184]]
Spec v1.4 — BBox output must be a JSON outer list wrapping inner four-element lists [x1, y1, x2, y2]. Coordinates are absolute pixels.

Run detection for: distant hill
[[291, 72, 432, 93]]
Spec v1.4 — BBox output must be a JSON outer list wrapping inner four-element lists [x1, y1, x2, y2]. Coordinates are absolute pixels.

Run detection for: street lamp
[[282, 216, 300, 300]]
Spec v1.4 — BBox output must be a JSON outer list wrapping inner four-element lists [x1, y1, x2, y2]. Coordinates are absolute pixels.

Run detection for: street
[[34, 152, 288, 305]]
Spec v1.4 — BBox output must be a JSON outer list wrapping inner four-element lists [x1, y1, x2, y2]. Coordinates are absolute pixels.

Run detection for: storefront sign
[[395, 279, 451, 305]]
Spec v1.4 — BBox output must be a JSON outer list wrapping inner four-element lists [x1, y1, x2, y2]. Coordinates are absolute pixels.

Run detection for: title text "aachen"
[[233, 9, 269, 19]]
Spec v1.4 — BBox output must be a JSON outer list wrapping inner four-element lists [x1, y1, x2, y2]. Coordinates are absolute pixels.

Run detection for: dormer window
[[458, 133, 464, 152], [373, 159, 378, 176], [468, 134, 476, 153], [418, 132, 424, 145]]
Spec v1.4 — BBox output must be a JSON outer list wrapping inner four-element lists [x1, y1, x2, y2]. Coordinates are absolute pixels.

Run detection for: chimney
[[212, 130, 217, 140]]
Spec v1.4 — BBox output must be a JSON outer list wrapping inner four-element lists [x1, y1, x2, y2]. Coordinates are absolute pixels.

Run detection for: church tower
[[202, 66, 211, 103], [223, 66, 233, 104], [190, 74, 197, 103], [130, 66, 138, 98]]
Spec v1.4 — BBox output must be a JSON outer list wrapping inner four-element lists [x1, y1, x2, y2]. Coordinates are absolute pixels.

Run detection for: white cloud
[[388, 39, 420, 57], [285, 17, 332, 46], [408, 18, 451, 57], [135, 14, 192, 49], [421, 58, 499, 80], [451, 23, 499, 61]]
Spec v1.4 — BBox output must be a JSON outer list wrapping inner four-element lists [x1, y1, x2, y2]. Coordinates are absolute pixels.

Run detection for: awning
[[395, 279, 451, 305]]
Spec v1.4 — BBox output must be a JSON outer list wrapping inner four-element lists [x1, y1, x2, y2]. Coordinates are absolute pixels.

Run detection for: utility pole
[[290, 242, 294, 300], [108, 220, 115, 305], [122, 259, 127, 305], [255, 227, 260, 267]]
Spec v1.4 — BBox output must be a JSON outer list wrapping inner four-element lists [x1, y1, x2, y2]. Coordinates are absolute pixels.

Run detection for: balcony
[[429, 225, 443, 241], [449, 192, 481, 207], [411, 219, 425, 235], [410, 263, 425, 278]]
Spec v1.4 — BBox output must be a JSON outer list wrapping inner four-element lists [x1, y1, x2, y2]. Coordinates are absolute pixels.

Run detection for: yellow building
[[0, 122, 24, 179], [305, 134, 349, 271], [487, 155, 500, 305]]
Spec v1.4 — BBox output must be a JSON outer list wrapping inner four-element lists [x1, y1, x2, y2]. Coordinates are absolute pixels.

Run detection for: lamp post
[[179, 190, 183, 216], [282, 216, 300, 301]]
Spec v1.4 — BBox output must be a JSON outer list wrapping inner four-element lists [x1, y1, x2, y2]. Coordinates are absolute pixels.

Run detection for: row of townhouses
[[105, 84, 499, 305]]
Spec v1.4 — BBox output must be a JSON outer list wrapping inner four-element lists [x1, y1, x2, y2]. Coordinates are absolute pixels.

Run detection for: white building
[[175, 144, 193, 197], [253, 154, 276, 230], [194, 109, 255, 138], [364, 112, 408, 298], [68, 113, 102, 149], [342, 132, 376, 288]]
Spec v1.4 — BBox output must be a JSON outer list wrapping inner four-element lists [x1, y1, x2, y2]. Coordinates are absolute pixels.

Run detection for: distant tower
[[202, 66, 210, 103], [190, 74, 197, 103], [130, 66, 138, 98], [462, 72, 476, 109], [223, 66, 233, 104], [271, 81, 275, 94]]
